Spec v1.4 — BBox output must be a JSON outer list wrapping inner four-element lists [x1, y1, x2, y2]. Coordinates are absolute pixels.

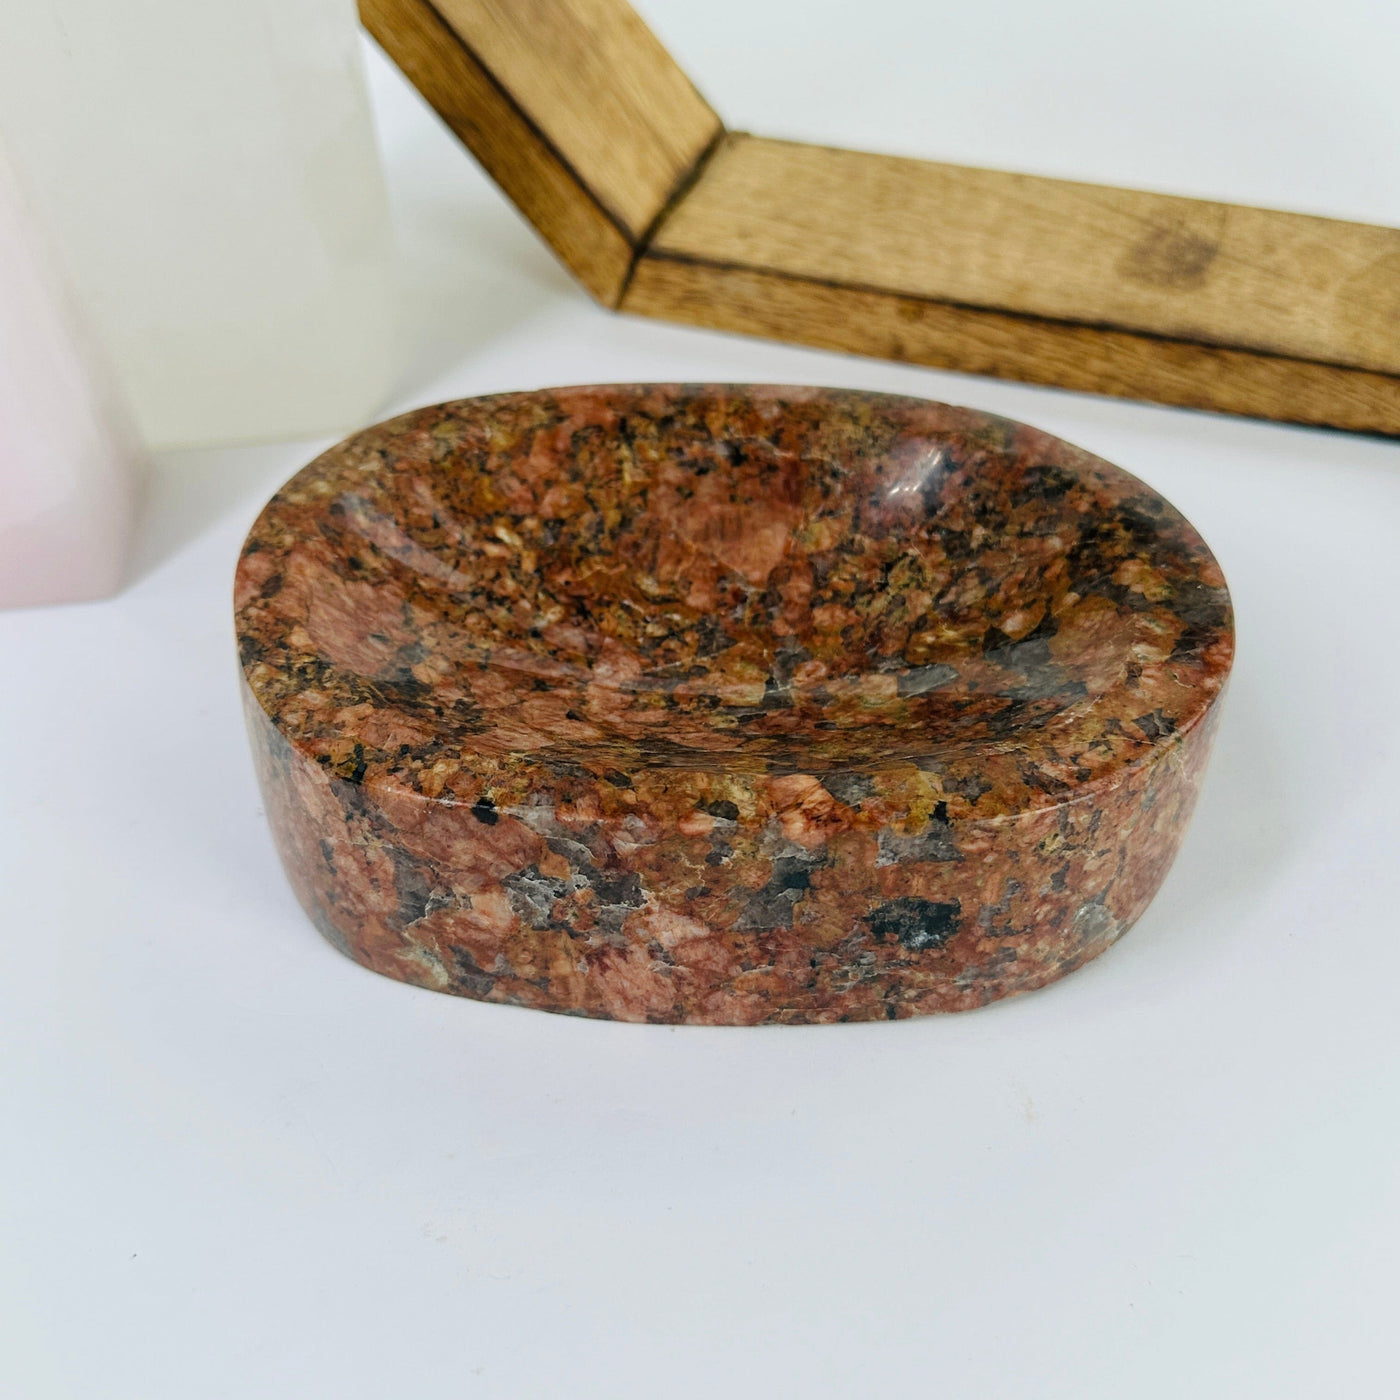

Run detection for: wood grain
[[647, 135, 1400, 378], [431, 0, 720, 240], [623, 255, 1400, 435], [363, 0, 1400, 432], [360, 0, 721, 302]]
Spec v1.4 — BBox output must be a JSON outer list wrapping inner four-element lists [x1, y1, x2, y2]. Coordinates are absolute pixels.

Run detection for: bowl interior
[[253, 385, 1220, 775]]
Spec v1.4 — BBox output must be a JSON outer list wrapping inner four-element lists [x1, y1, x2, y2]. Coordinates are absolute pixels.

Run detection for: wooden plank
[[363, 0, 1400, 432], [361, 0, 632, 301], [622, 255, 1400, 435], [646, 135, 1400, 378], [431, 0, 721, 240], [360, 0, 721, 303]]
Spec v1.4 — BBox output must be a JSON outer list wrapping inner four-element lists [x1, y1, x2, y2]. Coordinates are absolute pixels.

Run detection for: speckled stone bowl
[[236, 385, 1232, 1023]]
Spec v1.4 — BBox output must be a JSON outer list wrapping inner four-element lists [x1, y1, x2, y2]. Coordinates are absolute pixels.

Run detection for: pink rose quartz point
[[0, 139, 138, 610]]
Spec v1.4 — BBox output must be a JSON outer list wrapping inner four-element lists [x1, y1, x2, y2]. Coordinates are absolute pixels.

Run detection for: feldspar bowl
[[236, 385, 1232, 1024]]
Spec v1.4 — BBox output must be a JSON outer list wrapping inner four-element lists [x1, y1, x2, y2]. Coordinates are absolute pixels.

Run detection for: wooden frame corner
[[362, 0, 1400, 434]]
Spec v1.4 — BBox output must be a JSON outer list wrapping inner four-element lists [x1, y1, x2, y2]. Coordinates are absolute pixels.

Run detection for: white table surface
[[4, 6, 1400, 1395]]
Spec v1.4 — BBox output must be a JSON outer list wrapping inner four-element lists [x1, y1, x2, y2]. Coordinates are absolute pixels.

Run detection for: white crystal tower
[[0, 0, 396, 449], [0, 139, 139, 610]]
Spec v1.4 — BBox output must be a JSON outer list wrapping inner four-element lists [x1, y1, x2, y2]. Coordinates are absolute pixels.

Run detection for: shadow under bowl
[[235, 384, 1233, 1023]]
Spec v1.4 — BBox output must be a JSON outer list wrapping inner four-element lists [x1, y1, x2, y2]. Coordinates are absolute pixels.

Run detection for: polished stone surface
[[236, 385, 1232, 1022]]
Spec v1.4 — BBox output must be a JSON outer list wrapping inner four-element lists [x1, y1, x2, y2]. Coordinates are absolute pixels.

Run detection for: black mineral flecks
[[866, 897, 963, 952], [237, 384, 1232, 1023], [736, 854, 821, 931]]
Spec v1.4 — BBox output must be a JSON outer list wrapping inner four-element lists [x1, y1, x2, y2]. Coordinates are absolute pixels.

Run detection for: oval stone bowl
[[236, 385, 1232, 1024]]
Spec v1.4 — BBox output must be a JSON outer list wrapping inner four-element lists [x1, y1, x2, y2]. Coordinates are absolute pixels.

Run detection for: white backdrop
[[3, 4, 1399, 1396]]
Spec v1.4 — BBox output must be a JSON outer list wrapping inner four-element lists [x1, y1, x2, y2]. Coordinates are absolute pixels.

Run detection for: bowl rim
[[235, 383, 1235, 825]]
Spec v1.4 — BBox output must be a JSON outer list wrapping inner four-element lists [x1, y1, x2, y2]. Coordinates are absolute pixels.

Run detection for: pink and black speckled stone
[[235, 385, 1232, 1023]]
